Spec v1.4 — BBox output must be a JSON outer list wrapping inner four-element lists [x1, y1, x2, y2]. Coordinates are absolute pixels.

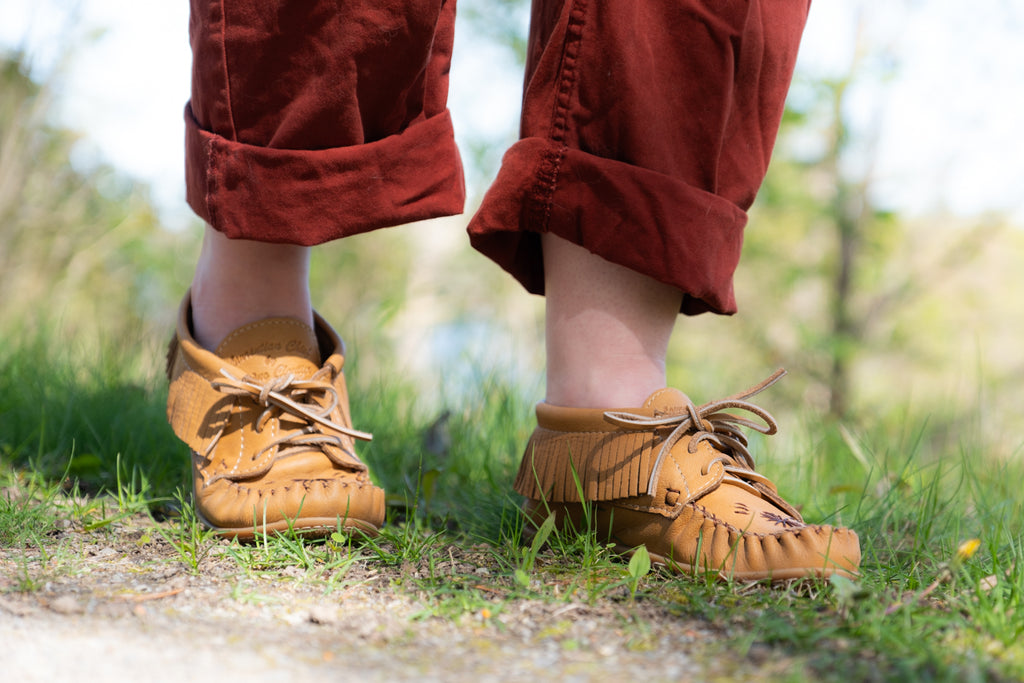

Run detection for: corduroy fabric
[[185, 0, 809, 312], [185, 0, 465, 245], [467, 0, 811, 314]]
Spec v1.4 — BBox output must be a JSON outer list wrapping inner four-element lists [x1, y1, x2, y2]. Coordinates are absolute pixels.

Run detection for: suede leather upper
[[166, 295, 384, 538], [516, 375, 861, 581]]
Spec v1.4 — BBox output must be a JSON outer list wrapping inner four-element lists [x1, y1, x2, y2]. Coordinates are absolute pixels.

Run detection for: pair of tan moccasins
[[165, 297, 860, 582]]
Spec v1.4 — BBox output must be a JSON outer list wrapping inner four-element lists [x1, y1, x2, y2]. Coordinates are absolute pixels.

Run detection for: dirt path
[[0, 518, 779, 682]]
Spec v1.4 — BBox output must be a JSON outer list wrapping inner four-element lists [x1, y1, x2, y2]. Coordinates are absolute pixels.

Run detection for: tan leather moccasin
[[515, 371, 860, 582], [165, 294, 385, 539]]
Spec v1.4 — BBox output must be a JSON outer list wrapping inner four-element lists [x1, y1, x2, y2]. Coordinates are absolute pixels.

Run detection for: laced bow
[[603, 369, 786, 497], [203, 367, 372, 461]]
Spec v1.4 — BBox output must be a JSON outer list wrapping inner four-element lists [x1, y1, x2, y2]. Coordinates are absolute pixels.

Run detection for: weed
[[0, 464, 62, 547], [625, 545, 652, 599], [362, 513, 447, 568], [155, 489, 217, 573], [512, 512, 554, 589], [236, 526, 366, 579]]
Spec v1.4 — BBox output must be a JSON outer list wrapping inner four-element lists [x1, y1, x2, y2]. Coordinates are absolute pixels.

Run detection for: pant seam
[[532, 0, 588, 233], [205, 137, 219, 230], [207, 0, 233, 229], [215, 0, 238, 142], [549, 0, 586, 149]]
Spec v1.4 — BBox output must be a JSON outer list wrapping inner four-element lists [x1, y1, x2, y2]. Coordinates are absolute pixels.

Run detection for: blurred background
[[1, 0, 1022, 492]]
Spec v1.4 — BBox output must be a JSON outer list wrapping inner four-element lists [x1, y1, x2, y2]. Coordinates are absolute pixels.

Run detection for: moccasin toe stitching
[[197, 475, 383, 535]]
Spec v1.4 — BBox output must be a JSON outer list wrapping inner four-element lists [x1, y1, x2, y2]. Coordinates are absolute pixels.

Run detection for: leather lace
[[203, 367, 373, 461], [603, 369, 786, 497]]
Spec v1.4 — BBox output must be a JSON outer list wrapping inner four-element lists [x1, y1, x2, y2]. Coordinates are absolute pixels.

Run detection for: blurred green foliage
[[667, 60, 1024, 464], [0, 53, 193, 345]]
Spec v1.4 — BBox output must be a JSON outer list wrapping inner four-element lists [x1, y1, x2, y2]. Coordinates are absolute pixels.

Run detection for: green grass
[[0, 328, 185, 496], [2, 337, 1024, 682]]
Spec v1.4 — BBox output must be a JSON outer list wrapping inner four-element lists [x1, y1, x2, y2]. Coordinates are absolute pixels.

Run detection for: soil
[[0, 514, 784, 682]]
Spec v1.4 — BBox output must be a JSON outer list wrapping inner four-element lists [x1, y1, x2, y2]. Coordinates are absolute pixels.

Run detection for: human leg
[[469, 0, 812, 312], [469, 0, 860, 580], [542, 233, 681, 409], [184, 0, 463, 345], [189, 226, 312, 350], [169, 0, 464, 537]]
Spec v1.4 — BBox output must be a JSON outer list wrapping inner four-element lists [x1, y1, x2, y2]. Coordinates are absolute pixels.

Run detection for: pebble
[[308, 606, 339, 625], [49, 596, 83, 615]]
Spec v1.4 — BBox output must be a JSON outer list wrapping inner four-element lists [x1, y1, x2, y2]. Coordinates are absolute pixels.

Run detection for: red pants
[[186, 0, 809, 315]]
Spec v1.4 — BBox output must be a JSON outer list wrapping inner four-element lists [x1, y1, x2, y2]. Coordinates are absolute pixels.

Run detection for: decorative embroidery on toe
[[761, 511, 804, 529]]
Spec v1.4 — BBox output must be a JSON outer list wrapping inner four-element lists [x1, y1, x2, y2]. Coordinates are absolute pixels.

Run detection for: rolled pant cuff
[[185, 105, 466, 245], [467, 137, 748, 315]]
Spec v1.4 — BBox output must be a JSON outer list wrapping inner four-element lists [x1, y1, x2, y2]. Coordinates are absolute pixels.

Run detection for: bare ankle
[[542, 234, 681, 408], [190, 226, 313, 350], [545, 352, 668, 407]]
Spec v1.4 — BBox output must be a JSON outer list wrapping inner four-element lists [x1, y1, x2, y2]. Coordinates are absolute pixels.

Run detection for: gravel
[[0, 519, 765, 682]]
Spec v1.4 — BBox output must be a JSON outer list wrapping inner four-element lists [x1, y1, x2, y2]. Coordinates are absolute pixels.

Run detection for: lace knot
[[199, 368, 372, 469], [603, 369, 785, 496]]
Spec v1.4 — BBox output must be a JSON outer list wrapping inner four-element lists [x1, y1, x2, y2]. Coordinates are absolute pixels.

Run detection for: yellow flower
[[956, 538, 981, 562]]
